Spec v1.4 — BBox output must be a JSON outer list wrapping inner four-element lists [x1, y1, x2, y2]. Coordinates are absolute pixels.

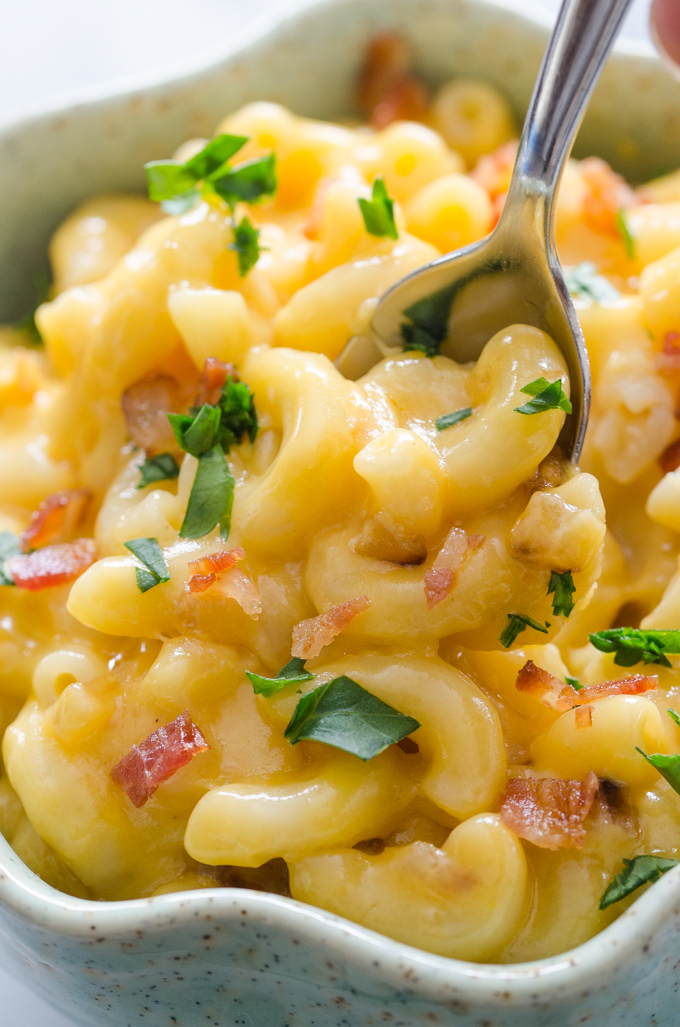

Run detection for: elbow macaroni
[[2, 82, 680, 966]]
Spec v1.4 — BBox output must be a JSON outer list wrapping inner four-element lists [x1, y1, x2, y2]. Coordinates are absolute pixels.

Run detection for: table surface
[[0, 0, 655, 1023]]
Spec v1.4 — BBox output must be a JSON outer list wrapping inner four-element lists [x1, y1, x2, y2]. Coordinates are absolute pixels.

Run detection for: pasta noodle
[[3, 43, 680, 965]]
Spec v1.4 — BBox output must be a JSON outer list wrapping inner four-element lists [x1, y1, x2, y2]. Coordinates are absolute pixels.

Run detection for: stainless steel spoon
[[345, 0, 634, 461]]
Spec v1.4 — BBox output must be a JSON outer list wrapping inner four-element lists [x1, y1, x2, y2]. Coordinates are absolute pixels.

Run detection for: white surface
[[0, 0, 655, 1024]]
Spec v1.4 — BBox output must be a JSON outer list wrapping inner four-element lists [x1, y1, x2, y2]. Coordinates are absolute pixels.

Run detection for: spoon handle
[[506, 0, 634, 211]]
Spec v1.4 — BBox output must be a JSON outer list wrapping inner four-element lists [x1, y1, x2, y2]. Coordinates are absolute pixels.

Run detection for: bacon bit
[[292, 595, 371, 659], [193, 356, 238, 408], [659, 439, 680, 474], [121, 375, 180, 455], [470, 140, 519, 199], [20, 489, 90, 552], [424, 568, 454, 610], [188, 547, 245, 578], [187, 572, 216, 594], [516, 660, 580, 712], [212, 567, 262, 619], [575, 704, 593, 729], [577, 673, 657, 703], [356, 33, 428, 129], [500, 772, 599, 850], [7, 538, 97, 591], [110, 711, 210, 808], [580, 157, 637, 236]]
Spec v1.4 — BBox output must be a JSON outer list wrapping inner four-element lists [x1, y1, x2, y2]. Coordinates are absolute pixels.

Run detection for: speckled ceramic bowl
[[2, 1, 680, 1024]]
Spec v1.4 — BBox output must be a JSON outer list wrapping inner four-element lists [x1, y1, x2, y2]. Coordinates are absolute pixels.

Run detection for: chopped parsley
[[400, 283, 457, 358], [499, 613, 551, 648], [548, 569, 576, 618], [144, 135, 275, 276], [246, 657, 315, 698], [636, 710, 680, 795], [514, 378, 572, 415], [284, 675, 420, 761], [168, 404, 222, 458], [589, 628, 680, 668], [599, 855, 679, 910], [564, 262, 620, 303], [124, 537, 170, 593], [216, 378, 258, 451], [435, 407, 472, 431], [179, 444, 235, 541], [358, 177, 398, 240], [137, 453, 180, 490], [617, 209, 636, 260], [228, 216, 262, 277], [0, 531, 21, 586]]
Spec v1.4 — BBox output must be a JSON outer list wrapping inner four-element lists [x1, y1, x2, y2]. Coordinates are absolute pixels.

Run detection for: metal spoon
[[343, 0, 634, 461]]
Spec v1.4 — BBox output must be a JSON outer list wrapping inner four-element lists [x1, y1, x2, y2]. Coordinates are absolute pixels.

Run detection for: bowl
[[2, 1, 680, 1024]]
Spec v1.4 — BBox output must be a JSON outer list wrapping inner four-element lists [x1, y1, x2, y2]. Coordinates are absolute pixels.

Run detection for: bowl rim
[[0, 0, 676, 1001]]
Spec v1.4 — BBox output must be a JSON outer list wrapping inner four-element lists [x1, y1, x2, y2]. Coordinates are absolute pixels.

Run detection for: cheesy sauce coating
[[2, 74, 680, 965]]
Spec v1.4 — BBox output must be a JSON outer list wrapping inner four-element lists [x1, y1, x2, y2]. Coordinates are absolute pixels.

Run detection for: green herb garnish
[[247, 657, 315, 699], [179, 444, 235, 541], [617, 210, 636, 260], [137, 453, 180, 490], [435, 407, 472, 432], [566, 674, 582, 691], [514, 378, 572, 415], [564, 262, 620, 303], [216, 378, 258, 451], [0, 532, 21, 586], [210, 153, 277, 207], [358, 176, 398, 240], [599, 855, 679, 910], [284, 675, 420, 761], [183, 134, 250, 179], [228, 216, 262, 277], [400, 283, 457, 358], [499, 613, 551, 648], [589, 628, 680, 668], [635, 709, 680, 795], [124, 537, 171, 593], [168, 404, 222, 458], [548, 569, 576, 618]]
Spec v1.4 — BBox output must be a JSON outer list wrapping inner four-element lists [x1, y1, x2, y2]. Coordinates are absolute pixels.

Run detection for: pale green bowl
[[1, 1, 680, 1024]]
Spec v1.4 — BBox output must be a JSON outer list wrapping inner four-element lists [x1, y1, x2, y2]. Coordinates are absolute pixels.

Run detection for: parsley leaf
[[435, 407, 472, 431], [145, 161, 198, 202], [514, 378, 572, 415], [400, 283, 457, 358], [217, 379, 258, 451], [358, 176, 398, 240], [179, 444, 235, 541], [228, 216, 261, 277], [0, 531, 21, 586], [617, 210, 636, 260], [668, 707, 680, 729], [210, 153, 277, 207], [548, 569, 576, 618], [564, 262, 620, 303], [499, 613, 551, 648], [637, 747, 680, 793], [566, 674, 582, 691], [246, 657, 315, 698], [168, 404, 221, 458], [124, 537, 170, 593], [183, 134, 249, 179], [284, 675, 421, 761], [138, 453, 180, 490], [161, 187, 201, 216], [589, 628, 680, 668], [599, 855, 679, 910]]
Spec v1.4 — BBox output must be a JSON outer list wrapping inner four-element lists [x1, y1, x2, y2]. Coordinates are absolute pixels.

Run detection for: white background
[[0, 0, 655, 1023]]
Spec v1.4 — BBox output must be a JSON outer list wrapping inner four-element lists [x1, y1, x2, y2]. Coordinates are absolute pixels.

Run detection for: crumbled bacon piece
[[515, 660, 580, 712], [577, 673, 657, 703], [575, 704, 593, 729], [20, 489, 90, 552], [580, 157, 637, 236], [7, 538, 97, 591], [193, 356, 238, 408], [292, 595, 371, 659], [186, 548, 260, 618], [212, 568, 262, 619], [187, 572, 216, 594], [110, 711, 210, 808], [500, 772, 599, 850], [356, 33, 428, 129], [660, 439, 680, 474], [424, 567, 454, 609], [188, 547, 245, 578], [121, 375, 180, 455]]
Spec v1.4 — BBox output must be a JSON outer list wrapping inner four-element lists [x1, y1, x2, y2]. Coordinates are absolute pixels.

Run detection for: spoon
[[346, 0, 634, 461]]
